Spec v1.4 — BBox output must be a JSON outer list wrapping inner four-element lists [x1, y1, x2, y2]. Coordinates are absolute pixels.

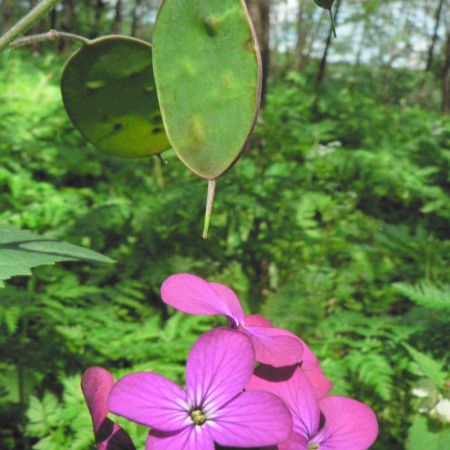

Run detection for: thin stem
[[203, 179, 216, 239], [153, 154, 165, 189], [18, 313, 30, 450], [10, 30, 90, 48], [0, 0, 61, 52], [328, 8, 337, 38], [157, 153, 168, 165]]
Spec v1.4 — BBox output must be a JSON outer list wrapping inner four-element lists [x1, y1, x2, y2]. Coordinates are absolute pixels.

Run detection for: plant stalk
[[18, 317, 30, 450], [0, 0, 61, 52], [328, 8, 337, 38], [203, 179, 216, 239]]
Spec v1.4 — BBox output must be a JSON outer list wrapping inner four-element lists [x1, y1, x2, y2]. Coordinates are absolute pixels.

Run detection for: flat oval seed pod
[[61, 35, 170, 158], [152, 0, 262, 179], [314, 0, 337, 37], [314, 0, 335, 8]]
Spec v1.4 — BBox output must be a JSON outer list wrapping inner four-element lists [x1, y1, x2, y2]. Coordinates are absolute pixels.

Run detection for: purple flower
[[161, 273, 304, 367], [245, 314, 332, 399], [81, 367, 136, 450], [247, 367, 379, 449], [109, 328, 293, 449]]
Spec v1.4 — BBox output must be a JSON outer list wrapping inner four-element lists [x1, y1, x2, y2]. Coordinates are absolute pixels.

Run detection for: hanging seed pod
[[153, 0, 262, 238], [61, 35, 170, 158], [313, 0, 337, 37], [314, 0, 334, 8]]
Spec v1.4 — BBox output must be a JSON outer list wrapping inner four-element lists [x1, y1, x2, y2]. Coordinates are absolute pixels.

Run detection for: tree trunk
[[1, 0, 14, 30], [92, 0, 105, 37], [111, 0, 122, 34], [131, 0, 144, 37], [59, 0, 75, 50], [442, 32, 450, 113], [294, 0, 308, 71], [425, 0, 445, 72], [246, 0, 270, 106], [315, 0, 342, 88]]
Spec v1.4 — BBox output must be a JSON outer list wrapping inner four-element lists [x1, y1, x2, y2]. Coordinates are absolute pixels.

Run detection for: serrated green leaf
[[0, 226, 113, 287], [393, 282, 450, 310], [404, 344, 447, 388]]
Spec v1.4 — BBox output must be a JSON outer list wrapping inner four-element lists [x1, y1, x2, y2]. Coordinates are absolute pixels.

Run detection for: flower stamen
[[190, 409, 206, 426]]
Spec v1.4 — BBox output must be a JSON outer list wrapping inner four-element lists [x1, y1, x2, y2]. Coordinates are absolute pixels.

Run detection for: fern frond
[[394, 282, 450, 310]]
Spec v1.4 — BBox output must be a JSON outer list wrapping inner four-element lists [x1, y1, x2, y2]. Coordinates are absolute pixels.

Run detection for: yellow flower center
[[190, 409, 206, 426]]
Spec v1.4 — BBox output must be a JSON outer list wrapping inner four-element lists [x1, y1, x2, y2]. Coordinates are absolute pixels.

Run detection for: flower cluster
[[81, 273, 379, 450]]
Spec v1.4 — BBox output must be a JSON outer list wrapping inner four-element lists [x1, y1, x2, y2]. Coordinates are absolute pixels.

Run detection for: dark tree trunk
[[59, 0, 75, 50], [425, 0, 445, 72], [131, 0, 144, 37], [315, 0, 342, 89], [2, 0, 14, 30], [111, 0, 122, 34], [246, 0, 270, 106], [92, 0, 105, 37]]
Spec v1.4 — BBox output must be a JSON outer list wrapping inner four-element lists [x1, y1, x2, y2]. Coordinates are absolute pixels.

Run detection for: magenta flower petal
[[210, 391, 293, 448], [311, 396, 379, 450], [247, 367, 320, 440], [209, 282, 245, 324], [81, 367, 114, 432], [246, 326, 304, 367], [161, 274, 244, 324], [81, 368, 135, 450], [278, 431, 309, 450], [247, 318, 333, 396], [186, 328, 255, 410], [146, 427, 215, 450], [304, 361, 333, 399], [244, 314, 273, 327], [109, 372, 189, 432], [244, 315, 327, 378]]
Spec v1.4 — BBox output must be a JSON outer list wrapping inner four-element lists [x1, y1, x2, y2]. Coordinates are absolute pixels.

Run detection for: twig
[[9, 30, 90, 48], [0, 0, 61, 52]]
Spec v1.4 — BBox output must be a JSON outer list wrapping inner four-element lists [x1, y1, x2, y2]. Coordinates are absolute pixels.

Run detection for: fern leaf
[[394, 282, 450, 310]]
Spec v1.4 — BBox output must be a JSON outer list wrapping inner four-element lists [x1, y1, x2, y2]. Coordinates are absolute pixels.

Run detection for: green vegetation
[[0, 0, 449, 449]]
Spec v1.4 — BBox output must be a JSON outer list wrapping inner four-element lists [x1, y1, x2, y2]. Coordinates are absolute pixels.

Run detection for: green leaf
[[26, 393, 61, 437], [404, 344, 447, 388], [61, 35, 170, 158], [0, 226, 113, 287], [406, 416, 450, 450], [393, 282, 450, 310], [153, 0, 262, 179]]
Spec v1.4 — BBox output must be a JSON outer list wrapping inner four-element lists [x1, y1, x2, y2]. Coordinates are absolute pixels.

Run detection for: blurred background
[[0, 0, 449, 449]]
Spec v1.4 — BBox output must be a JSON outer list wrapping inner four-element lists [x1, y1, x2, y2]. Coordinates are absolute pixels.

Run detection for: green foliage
[[0, 226, 113, 287], [0, 49, 448, 450], [394, 282, 450, 310], [405, 416, 450, 450]]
